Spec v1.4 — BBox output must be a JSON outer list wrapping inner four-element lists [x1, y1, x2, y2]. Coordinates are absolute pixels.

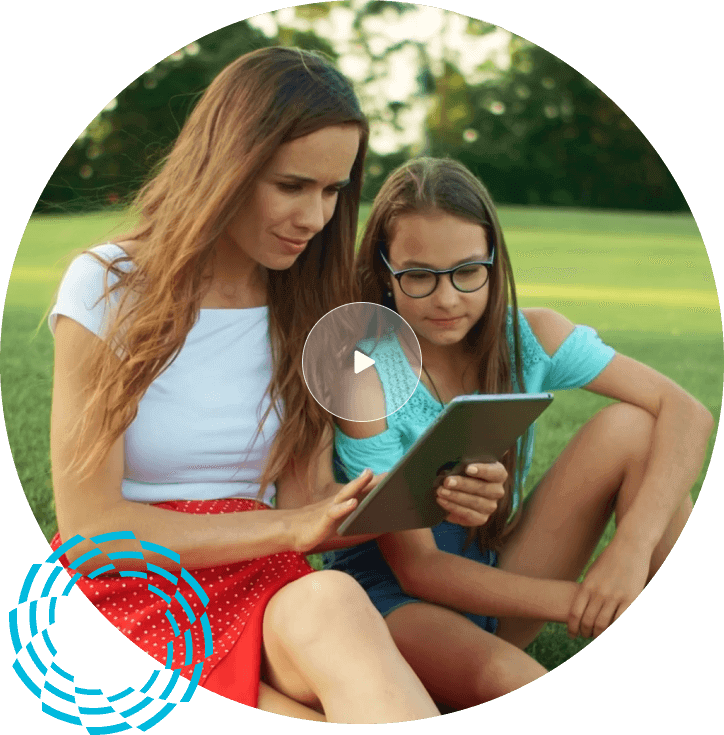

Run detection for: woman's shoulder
[[113, 239, 137, 257], [49, 242, 134, 337], [69, 242, 132, 270]]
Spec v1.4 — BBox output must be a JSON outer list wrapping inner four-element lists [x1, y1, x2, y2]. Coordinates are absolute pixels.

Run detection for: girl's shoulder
[[518, 307, 575, 357]]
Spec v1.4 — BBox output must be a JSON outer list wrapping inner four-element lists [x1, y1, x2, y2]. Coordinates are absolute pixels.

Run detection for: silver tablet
[[336, 392, 554, 536]]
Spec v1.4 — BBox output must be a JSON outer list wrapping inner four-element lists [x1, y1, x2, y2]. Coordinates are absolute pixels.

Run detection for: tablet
[[336, 392, 554, 536]]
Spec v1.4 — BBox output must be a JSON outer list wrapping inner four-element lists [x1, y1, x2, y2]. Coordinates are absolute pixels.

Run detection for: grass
[[1, 205, 721, 674]]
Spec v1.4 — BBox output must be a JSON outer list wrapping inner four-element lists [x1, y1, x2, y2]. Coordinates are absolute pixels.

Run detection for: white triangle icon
[[354, 350, 375, 374]]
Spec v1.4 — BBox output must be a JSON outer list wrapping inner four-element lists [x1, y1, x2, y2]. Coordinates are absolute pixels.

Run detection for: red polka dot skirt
[[50, 498, 314, 708]]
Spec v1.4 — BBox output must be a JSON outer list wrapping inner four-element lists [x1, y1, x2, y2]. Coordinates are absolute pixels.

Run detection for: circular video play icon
[[302, 303, 422, 422]]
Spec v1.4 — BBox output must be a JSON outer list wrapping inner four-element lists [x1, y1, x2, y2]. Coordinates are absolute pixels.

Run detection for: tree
[[426, 36, 687, 211], [36, 21, 274, 212]]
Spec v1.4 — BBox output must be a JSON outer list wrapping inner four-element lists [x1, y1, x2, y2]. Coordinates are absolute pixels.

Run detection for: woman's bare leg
[[496, 402, 691, 649], [257, 682, 325, 721], [261, 570, 439, 723], [385, 601, 545, 710]]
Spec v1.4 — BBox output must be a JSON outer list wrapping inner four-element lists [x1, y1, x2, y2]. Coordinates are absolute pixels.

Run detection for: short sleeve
[[48, 244, 127, 338], [544, 325, 616, 391], [333, 424, 406, 482]]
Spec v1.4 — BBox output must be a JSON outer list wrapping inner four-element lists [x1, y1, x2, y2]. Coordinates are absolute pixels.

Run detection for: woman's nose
[[295, 193, 327, 234]]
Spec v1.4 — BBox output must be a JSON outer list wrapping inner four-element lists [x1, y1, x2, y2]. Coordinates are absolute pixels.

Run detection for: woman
[[48, 47, 445, 723], [326, 157, 714, 710]]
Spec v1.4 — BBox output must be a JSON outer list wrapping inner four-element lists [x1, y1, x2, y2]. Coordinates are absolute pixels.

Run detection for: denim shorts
[[324, 521, 498, 635]]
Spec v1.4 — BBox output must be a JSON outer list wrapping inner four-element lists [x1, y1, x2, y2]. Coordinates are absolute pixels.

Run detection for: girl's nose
[[431, 275, 460, 308]]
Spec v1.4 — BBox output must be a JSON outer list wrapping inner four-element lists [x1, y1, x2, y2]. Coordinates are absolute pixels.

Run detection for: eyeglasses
[[380, 246, 495, 299]]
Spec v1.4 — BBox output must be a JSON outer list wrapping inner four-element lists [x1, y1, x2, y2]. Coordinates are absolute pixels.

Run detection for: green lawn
[[1, 205, 721, 672]]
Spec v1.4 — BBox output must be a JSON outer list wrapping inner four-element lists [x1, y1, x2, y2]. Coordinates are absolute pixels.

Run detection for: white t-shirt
[[49, 243, 279, 506]]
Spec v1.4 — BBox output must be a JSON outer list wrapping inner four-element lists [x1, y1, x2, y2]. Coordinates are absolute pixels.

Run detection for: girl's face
[[226, 124, 361, 271], [386, 210, 492, 352]]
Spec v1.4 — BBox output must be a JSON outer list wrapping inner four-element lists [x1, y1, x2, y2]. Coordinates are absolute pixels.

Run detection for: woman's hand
[[292, 469, 377, 553], [435, 462, 507, 527], [567, 536, 652, 638]]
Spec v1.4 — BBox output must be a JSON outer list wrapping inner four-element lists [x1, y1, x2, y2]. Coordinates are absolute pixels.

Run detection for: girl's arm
[[378, 528, 577, 622], [528, 307, 713, 548], [525, 308, 714, 634], [51, 316, 371, 574]]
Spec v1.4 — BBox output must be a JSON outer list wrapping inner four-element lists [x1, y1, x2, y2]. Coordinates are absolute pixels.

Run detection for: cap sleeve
[[333, 424, 405, 483], [48, 244, 128, 338], [544, 325, 616, 391]]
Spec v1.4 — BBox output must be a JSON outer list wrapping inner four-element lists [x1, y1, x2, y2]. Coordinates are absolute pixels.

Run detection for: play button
[[302, 302, 422, 422], [354, 350, 375, 374]]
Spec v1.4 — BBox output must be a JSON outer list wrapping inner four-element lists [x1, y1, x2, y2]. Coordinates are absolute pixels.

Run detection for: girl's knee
[[596, 402, 655, 462], [472, 649, 545, 701]]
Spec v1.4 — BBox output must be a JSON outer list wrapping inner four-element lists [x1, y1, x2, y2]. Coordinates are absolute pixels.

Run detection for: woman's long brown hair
[[356, 158, 526, 550], [76, 47, 369, 501]]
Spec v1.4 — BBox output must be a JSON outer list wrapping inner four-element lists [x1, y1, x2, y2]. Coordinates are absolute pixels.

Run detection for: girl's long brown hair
[[356, 158, 526, 550], [77, 47, 369, 501]]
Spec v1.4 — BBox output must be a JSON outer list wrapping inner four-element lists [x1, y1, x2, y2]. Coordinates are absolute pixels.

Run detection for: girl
[[48, 47, 445, 723], [326, 157, 713, 710]]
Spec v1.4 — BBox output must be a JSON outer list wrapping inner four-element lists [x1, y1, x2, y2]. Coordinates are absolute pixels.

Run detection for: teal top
[[333, 310, 616, 508]]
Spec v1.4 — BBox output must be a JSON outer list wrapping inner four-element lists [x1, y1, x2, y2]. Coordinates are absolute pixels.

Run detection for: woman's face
[[386, 210, 492, 352], [226, 124, 361, 271]]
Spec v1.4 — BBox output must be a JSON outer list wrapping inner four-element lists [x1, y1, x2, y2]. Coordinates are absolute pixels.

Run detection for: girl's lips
[[428, 316, 463, 327]]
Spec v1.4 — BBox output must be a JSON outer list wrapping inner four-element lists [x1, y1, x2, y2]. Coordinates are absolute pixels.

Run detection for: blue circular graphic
[[8, 532, 214, 732]]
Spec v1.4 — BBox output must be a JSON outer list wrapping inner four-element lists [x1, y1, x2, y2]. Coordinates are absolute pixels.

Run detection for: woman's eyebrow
[[275, 173, 351, 188]]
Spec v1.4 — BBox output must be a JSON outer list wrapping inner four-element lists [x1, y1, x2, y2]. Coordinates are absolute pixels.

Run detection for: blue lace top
[[333, 309, 616, 511]]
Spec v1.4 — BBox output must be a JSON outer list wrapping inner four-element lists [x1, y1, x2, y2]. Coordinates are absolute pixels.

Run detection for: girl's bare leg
[[261, 570, 439, 723], [385, 601, 545, 710], [496, 402, 691, 649]]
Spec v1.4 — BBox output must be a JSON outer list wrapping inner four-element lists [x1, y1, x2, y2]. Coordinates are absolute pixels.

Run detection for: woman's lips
[[276, 235, 308, 254]]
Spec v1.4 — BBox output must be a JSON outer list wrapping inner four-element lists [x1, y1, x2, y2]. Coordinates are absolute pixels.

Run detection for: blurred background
[[37, 2, 688, 214]]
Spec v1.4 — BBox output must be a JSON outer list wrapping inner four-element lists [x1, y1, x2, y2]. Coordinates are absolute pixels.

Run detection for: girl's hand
[[567, 536, 651, 638], [436, 462, 507, 527], [292, 469, 377, 553]]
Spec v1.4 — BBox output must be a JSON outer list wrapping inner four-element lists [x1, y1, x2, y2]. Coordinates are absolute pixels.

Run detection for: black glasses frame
[[380, 245, 496, 298]]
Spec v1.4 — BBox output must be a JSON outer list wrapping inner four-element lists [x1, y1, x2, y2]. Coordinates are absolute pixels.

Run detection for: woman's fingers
[[335, 468, 373, 502], [330, 469, 380, 517], [327, 497, 358, 520]]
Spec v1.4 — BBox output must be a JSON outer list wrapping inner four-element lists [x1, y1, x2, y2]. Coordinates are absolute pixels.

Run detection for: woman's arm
[[51, 316, 370, 574], [378, 528, 577, 622], [274, 435, 381, 551]]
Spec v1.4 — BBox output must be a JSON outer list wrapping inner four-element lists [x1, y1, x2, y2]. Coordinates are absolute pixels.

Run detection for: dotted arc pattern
[[9, 533, 214, 733]]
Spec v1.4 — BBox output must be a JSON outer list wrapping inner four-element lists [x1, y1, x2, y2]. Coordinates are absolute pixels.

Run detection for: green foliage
[[426, 38, 686, 211], [36, 21, 274, 213], [33, 7, 693, 216]]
